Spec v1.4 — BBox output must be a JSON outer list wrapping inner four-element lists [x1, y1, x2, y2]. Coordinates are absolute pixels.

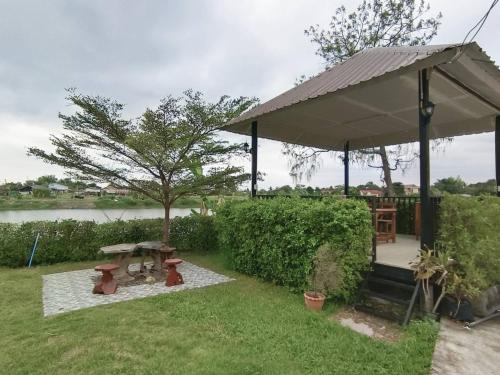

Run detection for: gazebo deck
[[375, 234, 420, 270]]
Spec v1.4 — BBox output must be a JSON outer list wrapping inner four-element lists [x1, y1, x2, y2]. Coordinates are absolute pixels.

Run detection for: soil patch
[[331, 307, 403, 342]]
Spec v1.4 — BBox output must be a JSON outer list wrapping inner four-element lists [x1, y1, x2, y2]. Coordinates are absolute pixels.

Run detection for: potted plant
[[304, 244, 340, 311], [411, 247, 477, 320], [304, 289, 326, 311], [410, 247, 454, 314]]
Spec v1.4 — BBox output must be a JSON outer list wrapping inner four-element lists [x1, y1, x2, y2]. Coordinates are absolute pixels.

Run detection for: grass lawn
[[0, 253, 438, 374]]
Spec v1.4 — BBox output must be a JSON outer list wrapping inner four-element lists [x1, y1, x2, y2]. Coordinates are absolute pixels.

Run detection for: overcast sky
[[1, 0, 499, 189]]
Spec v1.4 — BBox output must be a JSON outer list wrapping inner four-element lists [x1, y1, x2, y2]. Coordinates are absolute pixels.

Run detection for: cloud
[[0, 0, 499, 187]]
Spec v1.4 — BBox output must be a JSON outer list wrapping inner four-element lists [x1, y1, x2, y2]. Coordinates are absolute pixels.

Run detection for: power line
[[461, 0, 499, 47]]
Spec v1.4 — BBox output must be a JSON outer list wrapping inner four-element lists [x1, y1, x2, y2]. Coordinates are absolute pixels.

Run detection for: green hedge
[[438, 195, 500, 293], [0, 215, 215, 268], [215, 197, 372, 301], [169, 215, 217, 252]]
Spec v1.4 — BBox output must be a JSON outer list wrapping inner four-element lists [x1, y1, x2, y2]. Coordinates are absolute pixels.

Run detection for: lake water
[[0, 208, 195, 224]]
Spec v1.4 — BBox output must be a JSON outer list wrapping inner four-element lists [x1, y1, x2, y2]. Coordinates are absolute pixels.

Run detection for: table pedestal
[[112, 253, 134, 282]]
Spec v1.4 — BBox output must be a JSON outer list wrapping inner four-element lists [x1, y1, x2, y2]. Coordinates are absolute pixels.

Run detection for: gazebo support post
[[344, 141, 350, 196], [419, 69, 433, 249], [496, 116, 500, 197], [251, 120, 258, 198]]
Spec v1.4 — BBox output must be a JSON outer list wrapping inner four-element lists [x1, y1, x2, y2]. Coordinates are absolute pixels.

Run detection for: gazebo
[[223, 43, 500, 322]]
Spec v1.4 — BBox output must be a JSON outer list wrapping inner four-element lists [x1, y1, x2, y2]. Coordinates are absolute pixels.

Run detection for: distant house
[[19, 186, 33, 195], [48, 183, 69, 193], [359, 189, 383, 197], [320, 187, 337, 195], [84, 187, 101, 196], [403, 184, 419, 195], [102, 184, 130, 196]]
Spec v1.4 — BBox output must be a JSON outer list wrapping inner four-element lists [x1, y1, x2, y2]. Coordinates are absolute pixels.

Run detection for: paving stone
[[430, 317, 500, 375], [42, 262, 234, 317]]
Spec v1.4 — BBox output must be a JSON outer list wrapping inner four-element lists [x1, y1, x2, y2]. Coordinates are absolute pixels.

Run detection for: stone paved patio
[[430, 317, 500, 375], [43, 261, 234, 316]]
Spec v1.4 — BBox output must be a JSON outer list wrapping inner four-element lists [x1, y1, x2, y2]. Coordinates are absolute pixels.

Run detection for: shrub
[[0, 215, 215, 267], [32, 189, 51, 198], [438, 195, 500, 295], [215, 197, 372, 302], [170, 215, 217, 252], [309, 243, 342, 296]]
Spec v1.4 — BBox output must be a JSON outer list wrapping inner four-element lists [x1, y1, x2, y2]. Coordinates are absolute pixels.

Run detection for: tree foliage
[[438, 195, 500, 296], [283, 0, 443, 195], [433, 176, 466, 195], [28, 90, 257, 243], [306, 0, 441, 67]]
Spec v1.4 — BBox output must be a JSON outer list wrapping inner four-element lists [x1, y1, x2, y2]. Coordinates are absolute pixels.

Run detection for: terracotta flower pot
[[304, 291, 326, 311]]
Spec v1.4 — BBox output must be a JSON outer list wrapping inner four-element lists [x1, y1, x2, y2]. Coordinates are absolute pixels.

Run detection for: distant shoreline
[[0, 195, 247, 211]]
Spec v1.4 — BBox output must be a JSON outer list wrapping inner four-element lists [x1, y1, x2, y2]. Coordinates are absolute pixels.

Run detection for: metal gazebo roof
[[223, 43, 500, 151]]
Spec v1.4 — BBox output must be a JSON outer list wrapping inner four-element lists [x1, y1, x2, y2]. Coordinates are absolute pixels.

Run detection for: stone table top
[[100, 243, 137, 254], [135, 241, 163, 250]]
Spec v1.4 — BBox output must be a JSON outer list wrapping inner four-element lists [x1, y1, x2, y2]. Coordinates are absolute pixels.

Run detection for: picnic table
[[99, 243, 136, 282], [135, 241, 176, 275]]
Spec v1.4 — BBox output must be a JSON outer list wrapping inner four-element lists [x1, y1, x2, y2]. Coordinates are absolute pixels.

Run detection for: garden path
[[430, 317, 500, 375]]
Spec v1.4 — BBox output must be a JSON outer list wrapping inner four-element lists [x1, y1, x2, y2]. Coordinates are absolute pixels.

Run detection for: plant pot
[[438, 295, 474, 322], [304, 291, 326, 311]]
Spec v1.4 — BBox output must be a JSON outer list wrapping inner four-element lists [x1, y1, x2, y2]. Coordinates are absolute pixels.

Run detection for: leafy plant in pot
[[410, 247, 454, 314], [304, 244, 341, 311]]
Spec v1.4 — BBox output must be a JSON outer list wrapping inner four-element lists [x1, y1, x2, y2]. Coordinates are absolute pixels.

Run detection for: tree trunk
[[380, 146, 395, 196], [162, 203, 170, 245]]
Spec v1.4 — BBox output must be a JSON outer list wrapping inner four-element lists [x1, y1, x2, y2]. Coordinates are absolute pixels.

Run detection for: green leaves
[[437, 195, 500, 296], [0, 215, 215, 267], [214, 197, 372, 301], [28, 89, 256, 241], [169, 215, 217, 252], [306, 0, 442, 67]]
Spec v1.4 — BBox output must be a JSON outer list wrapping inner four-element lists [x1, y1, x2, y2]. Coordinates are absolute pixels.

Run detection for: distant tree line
[[432, 177, 496, 196], [254, 177, 497, 197], [3, 175, 496, 198], [0, 175, 99, 196]]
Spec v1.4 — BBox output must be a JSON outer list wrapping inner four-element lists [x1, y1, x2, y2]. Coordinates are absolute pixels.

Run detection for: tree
[[29, 90, 256, 245], [36, 175, 58, 186], [362, 181, 380, 190], [465, 179, 496, 196], [433, 176, 466, 195], [283, 0, 443, 196], [392, 182, 406, 196]]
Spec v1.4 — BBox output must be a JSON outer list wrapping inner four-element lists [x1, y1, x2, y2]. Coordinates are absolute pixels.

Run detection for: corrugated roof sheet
[[223, 43, 500, 151], [227, 44, 459, 126]]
